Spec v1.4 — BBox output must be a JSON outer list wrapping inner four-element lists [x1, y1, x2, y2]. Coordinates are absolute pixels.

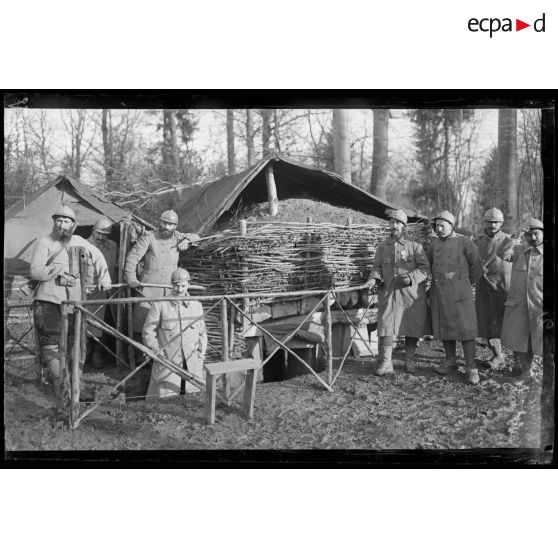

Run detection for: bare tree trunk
[[273, 109, 281, 152], [497, 108, 518, 233], [226, 109, 236, 174], [168, 110, 179, 182], [261, 109, 272, 158], [163, 109, 180, 182], [332, 109, 351, 183], [246, 109, 255, 167], [370, 109, 389, 197], [101, 109, 114, 182]]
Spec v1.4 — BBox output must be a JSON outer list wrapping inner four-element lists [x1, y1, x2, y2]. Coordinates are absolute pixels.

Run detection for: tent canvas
[[4, 175, 152, 277], [177, 155, 427, 235]]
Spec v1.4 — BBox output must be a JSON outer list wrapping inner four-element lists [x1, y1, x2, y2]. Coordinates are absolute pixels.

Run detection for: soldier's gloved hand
[[398, 275, 412, 288], [99, 280, 112, 292], [128, 278, 141, 289], [178, 239, 190, 251]]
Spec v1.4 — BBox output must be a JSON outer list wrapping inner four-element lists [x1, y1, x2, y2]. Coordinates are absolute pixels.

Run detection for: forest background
[[4, 107, 543, 234]]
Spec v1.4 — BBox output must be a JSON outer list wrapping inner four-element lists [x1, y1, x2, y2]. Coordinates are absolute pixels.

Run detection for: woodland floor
[[3, 339, 547, 455]]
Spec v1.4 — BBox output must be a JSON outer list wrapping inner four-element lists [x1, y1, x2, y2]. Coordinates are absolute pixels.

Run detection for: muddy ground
[[4, 339, 545, 452]]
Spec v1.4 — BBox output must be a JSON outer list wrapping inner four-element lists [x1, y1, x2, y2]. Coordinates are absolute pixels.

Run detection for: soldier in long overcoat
[[124, 209, 200, 398], [367, 209, 431, 375], [498, 218, 543, 380], [142, 268, 207, 399], [474, 208, 513, 369], [426, 211, 483, 384]]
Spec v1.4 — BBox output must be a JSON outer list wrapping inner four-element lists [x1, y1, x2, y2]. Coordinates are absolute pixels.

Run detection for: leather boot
[[376, 338, 394, 376], [404, 337, 417, 373], [487, 339, 505, 369], [465, 368, 480, 385], [514, 352, 534, 381], [510, 353, 524, 378], [436, 341, 458, 375]]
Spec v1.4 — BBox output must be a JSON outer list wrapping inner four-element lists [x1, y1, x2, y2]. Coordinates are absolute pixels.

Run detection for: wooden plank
[[324, 293, 333, 385], [205, 371, 217, 425], [204, 358, 258, 376], [220, 297, 230, 398]]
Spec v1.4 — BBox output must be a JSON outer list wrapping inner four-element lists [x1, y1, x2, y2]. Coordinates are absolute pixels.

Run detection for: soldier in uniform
[[498, 218, 544, 381], [30, 206, 112, 401], [86, 217, 119, 368], [142, 268, 207, 399], [474, 208, 513, 369], [123, 209, 200, 398], [426, 211, 483, 385], [367, 209, 431, 375]]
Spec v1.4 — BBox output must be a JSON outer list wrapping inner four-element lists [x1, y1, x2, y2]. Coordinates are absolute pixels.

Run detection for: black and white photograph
[[3, 93, 554, 461]]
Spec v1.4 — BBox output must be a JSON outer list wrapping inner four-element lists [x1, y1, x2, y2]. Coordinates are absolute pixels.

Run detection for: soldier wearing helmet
[[123, 209, 200, 399], [85, 217, 120, 368], [473, 207, 513, 370], [366, 208, 431, 375], [498, 218, 544, 381], [29, 205, 112, 402], [142, 267, 207, 399], [426, 210, 483, 385]]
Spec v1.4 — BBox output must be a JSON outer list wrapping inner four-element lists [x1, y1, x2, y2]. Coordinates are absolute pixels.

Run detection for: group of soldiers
[[29, 206, 205, 402], [367, 208, 544, 385], [28, 202, 544, 406]]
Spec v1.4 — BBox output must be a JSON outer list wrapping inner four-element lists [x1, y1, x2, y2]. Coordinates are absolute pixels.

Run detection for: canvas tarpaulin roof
[[177, 155, 427, 235]]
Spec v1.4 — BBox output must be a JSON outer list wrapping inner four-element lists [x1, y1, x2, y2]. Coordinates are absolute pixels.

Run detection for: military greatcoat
[[369, 235, 431, 337], [426, 233, 483, 340], [474, 229, 513, 339], [499, 241, 543, 356]]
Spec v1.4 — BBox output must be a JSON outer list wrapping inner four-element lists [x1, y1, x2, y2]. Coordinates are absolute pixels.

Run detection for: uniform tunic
[[86, 236, 119, 337], [426, 233, 482, 340], [499, 242, 543, 356], [474, 230, 513, 339], [123, 230, 199, 331], [369, 235, 431, 337], [142, 299, 208, 399]]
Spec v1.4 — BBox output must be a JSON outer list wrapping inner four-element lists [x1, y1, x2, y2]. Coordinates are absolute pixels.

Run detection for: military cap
[[171, 268, 191, 283], [386, 209, 408, 225], [433, 210, 456, 227], [483, 208, 504, 222], [160, 209, 178, 224], [52, 205, 76, 222], [526, 218, 543, 231], [93, 217, 113, 233]]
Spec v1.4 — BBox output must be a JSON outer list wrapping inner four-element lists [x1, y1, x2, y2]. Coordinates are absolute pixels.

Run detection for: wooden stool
[[204, 358, 259, 425]]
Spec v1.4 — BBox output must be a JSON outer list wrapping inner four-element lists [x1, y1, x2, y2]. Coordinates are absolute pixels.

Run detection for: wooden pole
[[70, 306, 82, 427], [78, 249, 88, 375], [58, 305, 68, 402], [265, 163, 278, 217], [220, 297, 230, 399], [116, 220, 126, 362], [324, 292, 333, 386]]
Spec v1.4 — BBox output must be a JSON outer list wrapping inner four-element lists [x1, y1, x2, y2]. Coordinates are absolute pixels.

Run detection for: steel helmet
[[386, 208, 408, 225], [93, 217, 113, 234], [171, 268, 191, 283], [434, 210, 456, 227], [483, 207, 504, 222], [526, 218, 543, 231], [160, 209, 178, 225], [52, 205, 76, 222]]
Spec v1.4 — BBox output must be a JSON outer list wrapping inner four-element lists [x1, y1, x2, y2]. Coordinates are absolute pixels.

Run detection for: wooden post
[[127, 286, 136, 370], [58, 305, 68, 403], [116, 220, 127, 362], [78, 248, 88, 376], [70, 306, 82, 427], [324, 292, 333, 386], [243, 369, 257, 419], [265, 163, 278, 217], [220, 297, 230, 399]]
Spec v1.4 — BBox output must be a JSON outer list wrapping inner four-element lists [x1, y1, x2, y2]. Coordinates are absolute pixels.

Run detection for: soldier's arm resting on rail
[[177, 232, 201, 251], [124, 233, 150, 288]]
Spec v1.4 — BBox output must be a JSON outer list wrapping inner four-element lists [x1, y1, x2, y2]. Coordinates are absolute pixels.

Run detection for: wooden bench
[[204, 358, 259, 425]]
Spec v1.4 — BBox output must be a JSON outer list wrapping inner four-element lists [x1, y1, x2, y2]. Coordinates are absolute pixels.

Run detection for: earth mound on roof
[[214, 198, 386, 231]]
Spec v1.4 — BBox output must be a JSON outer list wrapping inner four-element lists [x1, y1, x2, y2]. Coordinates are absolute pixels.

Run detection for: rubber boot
[[487, 338, 505, 369], [376, 337, 394, 376], [436, 341, 458, 375], [404, 337, 418, 373]]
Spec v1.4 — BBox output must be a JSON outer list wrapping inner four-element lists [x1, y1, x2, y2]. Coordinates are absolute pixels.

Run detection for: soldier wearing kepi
[[498, 218, 544, 381], [426, 211, 483, 385], [29, 206, 112, 401], [123, 209, 200, 398], [86, 217, 119, 368], [474, 208, 513, 369], [142, 268, 207, 399], [367, 209, 431, 375]]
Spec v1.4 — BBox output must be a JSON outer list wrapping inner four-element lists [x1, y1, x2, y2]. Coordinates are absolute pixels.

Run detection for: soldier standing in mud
[[85, 217, 119, 368], [30, 206, 112, 402], [474, 208, 513, 370], [426, 211, 483, 385], [123, 209, 200, 399], [366, 209, 431, 375], [498, 218, 544, 381]]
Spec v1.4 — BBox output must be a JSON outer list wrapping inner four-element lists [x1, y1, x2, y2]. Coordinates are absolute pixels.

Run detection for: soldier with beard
[[123, 209, 200, 399], [366, 209, 431, 375], [498, 218, 544, 381], [30, 206, 112, 401]]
